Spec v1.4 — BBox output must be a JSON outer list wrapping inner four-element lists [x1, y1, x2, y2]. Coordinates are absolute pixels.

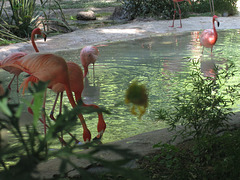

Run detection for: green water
[[1, 29, 240, 148]]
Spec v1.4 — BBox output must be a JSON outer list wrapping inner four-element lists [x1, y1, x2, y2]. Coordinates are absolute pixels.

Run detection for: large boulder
[[76, 10, 96, 21]]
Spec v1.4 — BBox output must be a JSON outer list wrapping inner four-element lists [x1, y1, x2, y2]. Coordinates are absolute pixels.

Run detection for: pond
[[1, 29, 240, 148]]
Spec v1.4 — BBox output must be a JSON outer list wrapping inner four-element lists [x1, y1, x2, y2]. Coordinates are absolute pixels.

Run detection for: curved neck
[[212, 20, 218, 40], [31, 30, 39, 52]]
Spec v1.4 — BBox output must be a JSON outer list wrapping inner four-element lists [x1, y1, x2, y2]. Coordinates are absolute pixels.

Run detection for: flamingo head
[[213, 15, 220, 27], [33, 28, 47, 41], [97, 113, 106, 138], [83, 128, 91, 142]]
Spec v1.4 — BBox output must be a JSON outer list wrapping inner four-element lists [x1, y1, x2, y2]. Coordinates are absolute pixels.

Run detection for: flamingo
[[0, 53, 92, 142], [0, 28, 47, 92], [80, 46, 99, 78], [50, 62, 106, 141], [169, 0, 191, 28], [200, 15, 220, 54]]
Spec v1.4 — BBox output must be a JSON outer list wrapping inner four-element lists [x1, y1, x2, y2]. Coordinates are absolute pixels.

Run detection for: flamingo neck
[[31, 30, 39, 52], [65, 86, 89, 135], [65, 84, 76, 108], [212, 20, 218, 40]]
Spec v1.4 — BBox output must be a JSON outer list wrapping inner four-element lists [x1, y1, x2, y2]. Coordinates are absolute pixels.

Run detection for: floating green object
[[125, 81, 148, 119]]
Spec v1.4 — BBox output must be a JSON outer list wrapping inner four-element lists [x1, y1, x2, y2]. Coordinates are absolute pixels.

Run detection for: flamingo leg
[[169, 2, 176, 27], [28, 98, 34, 115], [7, 75, 16, 91], [176, 2, 182, 28], [82, 103, 106, 140], [93, 63, 95, 79], [51, 92, 81, 144], [39, 118, 67, 146], [79, 114, 91, 142], [209, 0, 213, 15], [16, 76, 19, 93], [50, 93, 60, 120], [59, 92, 63, 146], [42, 90, 47, 135]]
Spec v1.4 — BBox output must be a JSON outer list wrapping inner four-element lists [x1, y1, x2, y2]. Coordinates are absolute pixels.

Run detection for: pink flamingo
[[200, 15, 220, 54], [80, 46, 99, 78], [1, 53, 92, 142], [0, 28, 47, 92], [50, 61, 106, 141], [169, 0, 192, 28]]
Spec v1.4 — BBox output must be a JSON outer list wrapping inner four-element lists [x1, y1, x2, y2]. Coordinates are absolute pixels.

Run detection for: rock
[[222, 12, 229, 17], [76, 10, 96, 21]]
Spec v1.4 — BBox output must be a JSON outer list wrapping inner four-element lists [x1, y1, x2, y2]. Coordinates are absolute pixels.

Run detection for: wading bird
[[0, 53, 92, 142], [200, 15, 220, 54], [169, 0, 191, 28], [50, 61, 106, 141], [0, 28, 47, 92], [80, 46, 99, 78]]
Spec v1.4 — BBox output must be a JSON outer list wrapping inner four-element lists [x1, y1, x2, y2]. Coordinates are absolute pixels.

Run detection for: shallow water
[[1, 29, 240, 147]]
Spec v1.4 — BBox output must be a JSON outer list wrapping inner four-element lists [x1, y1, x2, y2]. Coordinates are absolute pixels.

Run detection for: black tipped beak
[[42, 32, 47, 41], [217, 21, 220, 27]]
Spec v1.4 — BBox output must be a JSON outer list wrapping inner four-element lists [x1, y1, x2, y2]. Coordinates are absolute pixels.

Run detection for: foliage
[[139, 129, 240, 179], [8, 0, 37, 37], [0, 0, 26, 44], [192, 0, 238, 15], [0, 0, 72, 42], [119, 0, 191, 19], [147, 58, 240, 179], [0, 82, 146, 179], [157, 59, 240, 142]]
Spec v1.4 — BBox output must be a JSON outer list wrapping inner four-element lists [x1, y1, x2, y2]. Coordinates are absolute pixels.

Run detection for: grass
[[0, 39, 19, 46]]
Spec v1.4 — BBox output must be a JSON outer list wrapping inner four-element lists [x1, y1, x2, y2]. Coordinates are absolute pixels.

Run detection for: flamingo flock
[[0, 28, 105, 144], [169, 0, 219, 54], [0, 0, 220, 145]]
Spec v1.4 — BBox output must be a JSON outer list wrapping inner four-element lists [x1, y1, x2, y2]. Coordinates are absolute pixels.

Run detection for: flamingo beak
[[215, 18, 220, 27], [42, 32, 47, 42]]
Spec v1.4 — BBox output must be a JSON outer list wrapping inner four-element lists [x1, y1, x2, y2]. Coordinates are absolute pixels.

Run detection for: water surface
[[1, 29, 240, 147]]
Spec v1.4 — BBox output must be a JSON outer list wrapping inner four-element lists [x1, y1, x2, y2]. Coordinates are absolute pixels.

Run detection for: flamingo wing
[[200, 29, 216, 48]]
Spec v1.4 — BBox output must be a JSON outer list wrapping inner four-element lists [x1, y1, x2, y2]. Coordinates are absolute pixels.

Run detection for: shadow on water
[[1, 29, 240, 147]]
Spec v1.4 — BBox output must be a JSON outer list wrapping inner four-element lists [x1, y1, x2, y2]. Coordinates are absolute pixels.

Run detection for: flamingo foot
[[169, 25, 174, 27]]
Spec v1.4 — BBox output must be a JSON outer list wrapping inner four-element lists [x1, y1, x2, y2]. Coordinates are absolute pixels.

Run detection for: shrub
[[120, 0, 191, 19], [157, 59, 240, 142], [192, 0, 238, 15]]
